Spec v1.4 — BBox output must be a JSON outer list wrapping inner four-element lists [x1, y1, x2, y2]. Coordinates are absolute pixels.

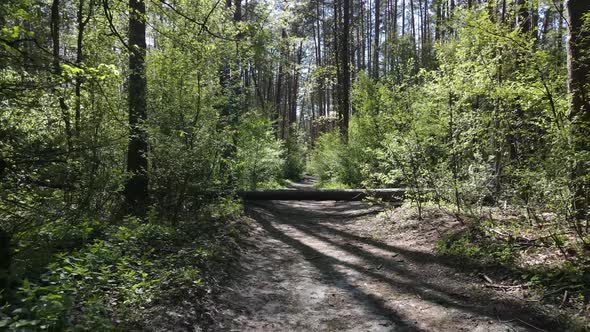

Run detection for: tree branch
[[102, 0, 130, 51]]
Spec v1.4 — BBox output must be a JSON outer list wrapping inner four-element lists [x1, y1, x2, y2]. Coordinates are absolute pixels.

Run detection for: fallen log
[[236, 188, 406, 202]]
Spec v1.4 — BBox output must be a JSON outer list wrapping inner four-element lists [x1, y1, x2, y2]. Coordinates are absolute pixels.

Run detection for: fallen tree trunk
[[236, 189, 405, 202]]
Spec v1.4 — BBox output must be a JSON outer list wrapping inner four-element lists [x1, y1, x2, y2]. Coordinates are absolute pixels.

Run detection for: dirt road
[[215, 199, 560, 331]]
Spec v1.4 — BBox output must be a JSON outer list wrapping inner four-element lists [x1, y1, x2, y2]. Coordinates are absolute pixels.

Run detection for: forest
[[1, 0, 589, 330]]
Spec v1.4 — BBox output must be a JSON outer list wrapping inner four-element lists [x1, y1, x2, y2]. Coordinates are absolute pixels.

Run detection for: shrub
[[283, 126, 306, 181], [307, 131, 343, 184], [0, 213, 241, 331], [235, 112, 285, 189]]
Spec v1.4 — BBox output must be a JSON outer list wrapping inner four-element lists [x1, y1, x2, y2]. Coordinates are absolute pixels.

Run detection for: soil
[[212, 190, 571, 331]]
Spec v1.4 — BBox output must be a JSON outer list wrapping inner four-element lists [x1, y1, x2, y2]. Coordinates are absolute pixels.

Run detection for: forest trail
[[215, 197, 559, 332], [284, 175, 319, 191]]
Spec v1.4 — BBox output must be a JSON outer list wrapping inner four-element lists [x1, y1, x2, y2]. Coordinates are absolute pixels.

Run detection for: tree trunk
[[566, 0, 590, 222], [290, 42, 303, 130], [274, 31, 286, 135], [373, 0, 380, 79], [75, 0, 92, 138], [51, 0, 72, 152], [531, 0, 539, 41], [338, 0, 351, 142], [0, 227, 10, 291], [393, 0, 398, 39], [125, 0, 149, 216], [367, 0, 372, 72], [435, 3, 441, 40], [516, 0, 531, 34], [557, 0, 564, 63], [360, 0, 366, 70], [541, 3, 550, 43], [410, 0, 416, 41], [402, 0, 405, 36]]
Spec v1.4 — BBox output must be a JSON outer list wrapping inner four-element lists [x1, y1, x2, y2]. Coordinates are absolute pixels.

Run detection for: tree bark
[[373, 0, 380, 79], [290, 41, 303, 130], [435, 3, 441, 40], [75, 0, 93, 138], [0, 227, 10, 291], [51, 0, 72, 152], [337, 0, 351, 143], [238, 188, 405, 201], [410, 0, 416, 41], [125, 0, 149, 216], [274, 31, 286, 136], [566, 0, 590, 222], [402, 0, 406, 36], [516, 0, 531, 34]]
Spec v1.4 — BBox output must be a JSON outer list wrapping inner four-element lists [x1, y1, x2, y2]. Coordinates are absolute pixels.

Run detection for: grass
[[314, 180, 351, 190]]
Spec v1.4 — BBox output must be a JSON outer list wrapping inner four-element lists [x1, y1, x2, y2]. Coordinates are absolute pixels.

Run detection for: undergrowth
[[435, 215, 590, 315], [0, 200, 245, 331], [314, 180, 351, 190]]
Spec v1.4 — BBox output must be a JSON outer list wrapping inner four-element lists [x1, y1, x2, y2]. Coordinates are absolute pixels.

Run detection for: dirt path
[[215, 199, 560, 332]]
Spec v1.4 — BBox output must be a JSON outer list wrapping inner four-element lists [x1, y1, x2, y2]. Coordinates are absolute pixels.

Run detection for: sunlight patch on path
[[215, 200, 552, 332]]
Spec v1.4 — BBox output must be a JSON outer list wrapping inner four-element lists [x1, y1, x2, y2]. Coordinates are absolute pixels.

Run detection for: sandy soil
[[213, 199, 564, 332]]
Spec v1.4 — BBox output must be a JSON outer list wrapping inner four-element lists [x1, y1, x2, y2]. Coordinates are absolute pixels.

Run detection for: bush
[[0, 212, 242, 331], [307, 120, 379, 189], [235, 112, 285, 189], [307, 131, 343, 184], [283, 126, 306, 181]]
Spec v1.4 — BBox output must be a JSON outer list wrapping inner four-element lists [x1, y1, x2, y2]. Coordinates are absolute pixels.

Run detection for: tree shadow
[[270, 200, 384, 221], [246, 201, 563, 332], [246, 206, 427, 332]]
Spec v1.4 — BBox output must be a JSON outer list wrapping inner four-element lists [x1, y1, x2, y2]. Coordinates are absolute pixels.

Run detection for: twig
[[481, 273, 495, 284], [498, 317, 548, 332], [542, 284, 583, 299], [156, 0, 237, 41], [513, 319, 547, 332], [102, 0, 130, 51], [484, 283, 526, 290], [560, 290, 569, 308]]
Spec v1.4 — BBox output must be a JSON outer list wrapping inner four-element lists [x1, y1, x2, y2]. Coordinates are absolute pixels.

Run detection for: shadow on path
[[245, 200, 560, 332], [248, 206, 425, 332]]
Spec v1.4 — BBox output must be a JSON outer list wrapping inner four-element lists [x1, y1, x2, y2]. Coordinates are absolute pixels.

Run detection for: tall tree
[[516, 0, 531, 34], [372, 0, 380, 79], [125, 0, 149, 216], [275, 28, 287, 136], [75, 0, 93, 137], [51, 0, 72, 152], [566, 0, 590, 221], [337, 0, 351, 142]]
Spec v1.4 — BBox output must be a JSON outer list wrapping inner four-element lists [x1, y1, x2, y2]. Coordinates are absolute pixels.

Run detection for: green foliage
[[313, 8, 575, 224], [436, 231, 482, 259], [0, 212, 241, 330], [307, 116, 387, 189], [436, 228, 518, 265], [307, 131, 343, 184], [314, 180, 350, 190], [235, 112, 285, 190], [2, 0, 589, 328], [0, 1, 273, 328], [436, 223, 590, 308], [283, 127, 306, 181]]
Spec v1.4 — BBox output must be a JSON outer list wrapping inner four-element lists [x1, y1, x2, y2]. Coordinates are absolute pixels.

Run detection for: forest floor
[[210, 183, 584, 331]]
